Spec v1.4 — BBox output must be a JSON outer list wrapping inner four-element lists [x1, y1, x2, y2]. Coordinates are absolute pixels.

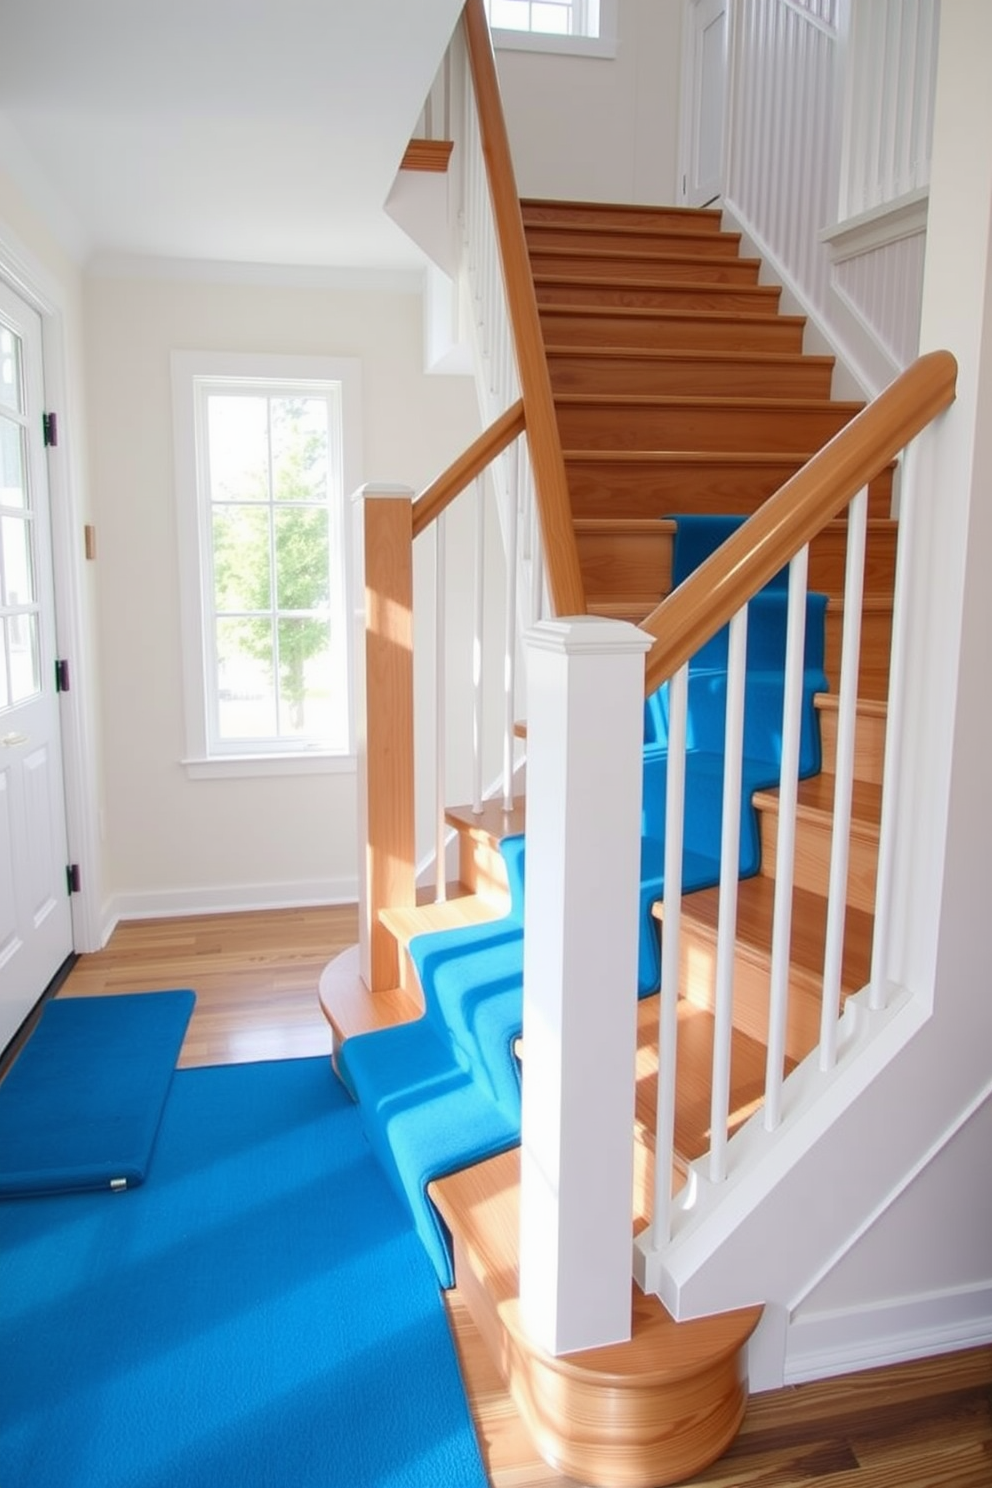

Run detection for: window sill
[[182, 752, 357, 780], [490, 28, 616, 58]]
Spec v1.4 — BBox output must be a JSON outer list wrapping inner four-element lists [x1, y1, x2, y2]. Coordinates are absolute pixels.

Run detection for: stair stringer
[[634, 983, 992, 1391]]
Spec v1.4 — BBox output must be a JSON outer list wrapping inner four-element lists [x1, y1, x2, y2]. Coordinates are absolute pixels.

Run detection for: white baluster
[[710, 605, 748, 1185], [502, 441, 519, 811], [765, 546, 809, 1130], [435, 512, 448, 903], [819, 486, 868, 1069], [651, 664, 688, 1248], [472, 477, 485, 816], [870, 452, 914, 1010]]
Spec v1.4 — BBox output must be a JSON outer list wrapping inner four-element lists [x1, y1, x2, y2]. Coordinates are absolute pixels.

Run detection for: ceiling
[[0, 0, 464, 274]]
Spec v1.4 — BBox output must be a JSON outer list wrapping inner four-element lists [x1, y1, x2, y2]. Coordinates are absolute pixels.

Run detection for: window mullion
[[266, 395, 282, 740]]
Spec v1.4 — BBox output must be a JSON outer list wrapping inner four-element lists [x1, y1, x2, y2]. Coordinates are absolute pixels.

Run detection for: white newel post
[[519, 617, 651, 1357]]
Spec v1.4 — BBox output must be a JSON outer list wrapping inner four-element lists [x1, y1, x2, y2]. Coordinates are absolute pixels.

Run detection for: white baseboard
[[781, 1280, 992, 1386], [104, 878, 359, 932]]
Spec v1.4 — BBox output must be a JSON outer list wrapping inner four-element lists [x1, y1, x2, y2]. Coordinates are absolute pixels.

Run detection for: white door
[[682, 0, 728, 207], [0, 278, 73, 1050]]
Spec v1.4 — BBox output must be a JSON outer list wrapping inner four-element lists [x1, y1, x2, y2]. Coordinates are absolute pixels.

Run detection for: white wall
[[786, 1095, 992, 1378], [83, 268, 482, 920], [776, 0, 992, 1383], [493, 0, 684, 205]]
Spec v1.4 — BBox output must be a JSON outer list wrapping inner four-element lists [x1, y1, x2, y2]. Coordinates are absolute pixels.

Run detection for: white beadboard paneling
[[840, 0, 939, 221], [726, 0, 839, 329], [725, 0, 935, 391], [833, 230, 927, 369]]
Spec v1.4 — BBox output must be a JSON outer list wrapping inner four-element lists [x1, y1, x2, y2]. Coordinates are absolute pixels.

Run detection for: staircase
[[321, 197, 899, 1485]]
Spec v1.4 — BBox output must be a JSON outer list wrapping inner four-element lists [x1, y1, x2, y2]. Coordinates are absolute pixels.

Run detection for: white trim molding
[[109, 877, 359, 923], [783, 1281, 992, 1385], [821, 187, 930, 264]]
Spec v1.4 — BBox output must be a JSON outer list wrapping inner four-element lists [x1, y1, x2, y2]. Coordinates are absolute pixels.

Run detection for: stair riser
[[540, 307, 806, 353], [547, 351, 835, 400], [457, 832, 511, 907], [677, 934, 828, 1066], [565, 458, 893, 520], [555, 400, 858, 454], [531, 250, 762, 284], [817, 705, 888, 785], [757, 816, 879, 915], [824, 603, 893, 700], [525, 224, 742, 257], [521, 201, 725, 232], [574, 522, 895, 608], [807, 525, 897, 596], [535, 281, 782, 315], [577, 529, 673, 602]]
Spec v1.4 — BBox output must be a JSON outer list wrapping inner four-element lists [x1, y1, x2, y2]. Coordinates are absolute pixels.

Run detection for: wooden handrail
[[412, 400, 525, 538], [641, 350, 958, 696], [462, 0, 586, 617]]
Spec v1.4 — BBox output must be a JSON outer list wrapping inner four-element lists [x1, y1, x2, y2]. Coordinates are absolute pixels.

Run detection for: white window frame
[[486, 0, 618, 57], [172, 351, 362, 779]]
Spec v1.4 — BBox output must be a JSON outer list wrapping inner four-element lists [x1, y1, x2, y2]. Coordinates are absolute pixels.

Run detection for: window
[[484, 0, 617, 56], [172, 353, 361, 777], [1, 324, 41, 710]]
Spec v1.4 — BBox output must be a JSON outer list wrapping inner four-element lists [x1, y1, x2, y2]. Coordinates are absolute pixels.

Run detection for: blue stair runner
[[338, 514, 829, 1285]]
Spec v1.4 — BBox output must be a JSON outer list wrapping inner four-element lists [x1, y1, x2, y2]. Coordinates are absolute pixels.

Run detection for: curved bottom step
[[431, 1147, 762, 1488]]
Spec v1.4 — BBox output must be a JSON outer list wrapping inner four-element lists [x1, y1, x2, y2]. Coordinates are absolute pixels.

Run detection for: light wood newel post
[[353, 485, 416, 992]]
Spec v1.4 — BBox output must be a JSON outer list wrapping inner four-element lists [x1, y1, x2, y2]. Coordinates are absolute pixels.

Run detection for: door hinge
[[55, 658, 70, 693], [66, 864, 81, 895], [42, 411, 58, 448]]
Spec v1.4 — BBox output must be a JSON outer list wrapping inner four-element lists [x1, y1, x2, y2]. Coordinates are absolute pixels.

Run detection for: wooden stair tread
[[532, 249, 764, 282], [574, 516, 677, 534], [540, 302, 806, 329], [588, 599, 658, 621], [828, 592, 893, 614], [318, 943, 422, 1045], [429, 1146, 761, 1382], [751, 774, 882, 836], [565, 447, 861, 467], [525, 220, 740, 244], [546, 342, 834, 371], [399, 138, 454, 172], [555, 390, 863, 415], [520, 197, 725, 229], [668, 878, 874, 990], [379, 894, 504, 949], [534, 274, 783, 311], [635, 995, 774, 1174], [815, 692, 888, 719], [446, 798, 526, 843]]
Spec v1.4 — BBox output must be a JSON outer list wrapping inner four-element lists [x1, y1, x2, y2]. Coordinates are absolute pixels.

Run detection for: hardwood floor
[[52, 908, 992, 1487]]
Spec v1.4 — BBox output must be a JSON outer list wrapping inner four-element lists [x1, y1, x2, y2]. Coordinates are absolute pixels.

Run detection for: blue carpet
[[340, 513, 828, 1285], [0, 1056, 487, 1488], [0, 991, 195, 1196]]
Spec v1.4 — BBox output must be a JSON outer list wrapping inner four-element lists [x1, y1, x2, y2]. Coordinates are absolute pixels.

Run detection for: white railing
[[725, 0, 938, 391], [454, 31, 545, 642], [627, 353, 956, 1304], [415, 23, 551, 884]]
